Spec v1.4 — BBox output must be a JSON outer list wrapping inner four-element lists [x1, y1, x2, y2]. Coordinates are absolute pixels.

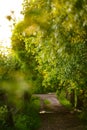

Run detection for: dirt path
[[34, 93, 87, 130]]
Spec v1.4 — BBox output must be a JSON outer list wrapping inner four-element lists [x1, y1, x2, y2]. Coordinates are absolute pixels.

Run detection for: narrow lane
[[34, 93, 87, 130]]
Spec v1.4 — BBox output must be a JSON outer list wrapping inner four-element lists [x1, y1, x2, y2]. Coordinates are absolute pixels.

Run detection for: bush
[[56, 89, 72, 109], [14, 112, 40, 130], [0, 93, 41, 130], [14, 96, 41, 130]]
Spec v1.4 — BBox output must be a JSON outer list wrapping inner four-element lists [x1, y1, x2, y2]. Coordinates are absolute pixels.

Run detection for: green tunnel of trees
[[0, 0, 87, 129]]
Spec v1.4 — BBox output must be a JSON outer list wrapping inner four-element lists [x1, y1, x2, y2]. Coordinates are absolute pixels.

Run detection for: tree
[[11, 0, 87, 108]]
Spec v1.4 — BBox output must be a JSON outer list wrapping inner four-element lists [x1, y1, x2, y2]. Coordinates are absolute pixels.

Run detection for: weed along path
[[34, 93, 87, 130]]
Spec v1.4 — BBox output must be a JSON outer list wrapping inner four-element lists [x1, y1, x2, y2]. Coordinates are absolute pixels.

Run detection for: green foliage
[[0, 105, 8, 128], [14, 113, 40, 130], [30, 96, 40, 111], [56, 90, 72, 109], [0, 0, 87, 125], [14, 96, 41, 130], [0, 52, 21, 82], [11, 0, 87, 112], [0, 90, 41, 130]]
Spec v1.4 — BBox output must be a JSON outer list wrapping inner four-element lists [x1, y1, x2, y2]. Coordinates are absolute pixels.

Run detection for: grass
[[44, 99, 50, 105], [57, 90, 72, 109]]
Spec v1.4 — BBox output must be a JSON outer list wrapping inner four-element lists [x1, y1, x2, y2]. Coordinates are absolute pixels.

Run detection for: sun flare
[[0, 0, 23, 50]]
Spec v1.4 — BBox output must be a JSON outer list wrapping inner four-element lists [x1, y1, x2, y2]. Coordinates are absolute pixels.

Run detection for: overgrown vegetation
[[56, 90, 72, 109], [12, 0, 87, 109], [0, 0, 87, 128], [0, 87, 41, 130]]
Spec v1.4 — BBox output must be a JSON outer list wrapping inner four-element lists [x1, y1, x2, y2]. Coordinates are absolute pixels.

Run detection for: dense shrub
[[14, 96, 41, 130]]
